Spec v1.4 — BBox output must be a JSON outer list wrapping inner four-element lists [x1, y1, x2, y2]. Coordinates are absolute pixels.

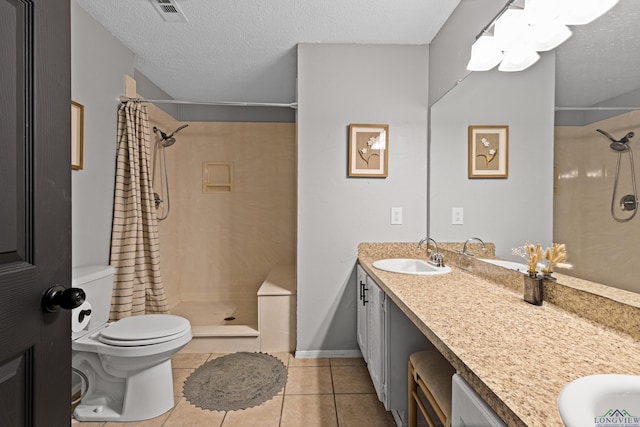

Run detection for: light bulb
[[498, 48, 540, 72], [523, 0, 561, 24], [466, 35, 504, 71], [530, 21, 572, 51], [494, 9, 534, 51]]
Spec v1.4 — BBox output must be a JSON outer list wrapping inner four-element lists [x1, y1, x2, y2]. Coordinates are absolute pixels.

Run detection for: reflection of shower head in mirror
[[596, 128, 634, 152], [153, 124, 189, 148], [596, 128, 639, 222]]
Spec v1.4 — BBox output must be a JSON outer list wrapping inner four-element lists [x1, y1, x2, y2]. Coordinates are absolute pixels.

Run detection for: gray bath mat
[[182, 352, 287, 411]]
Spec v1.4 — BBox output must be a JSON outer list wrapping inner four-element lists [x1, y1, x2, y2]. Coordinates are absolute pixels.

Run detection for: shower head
[[153, 124, 189, 148], [596, 129, 635, 152]]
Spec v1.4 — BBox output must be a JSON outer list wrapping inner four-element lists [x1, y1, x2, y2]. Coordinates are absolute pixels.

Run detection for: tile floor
[[72, 351, 396, 427]]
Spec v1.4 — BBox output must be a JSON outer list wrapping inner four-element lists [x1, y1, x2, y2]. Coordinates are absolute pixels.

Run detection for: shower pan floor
[[170, 300, 258, 338]]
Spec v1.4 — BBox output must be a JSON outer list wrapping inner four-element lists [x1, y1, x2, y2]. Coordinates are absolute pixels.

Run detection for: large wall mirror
[[554, 0, 640, 293], [431, 0, 640, 294]]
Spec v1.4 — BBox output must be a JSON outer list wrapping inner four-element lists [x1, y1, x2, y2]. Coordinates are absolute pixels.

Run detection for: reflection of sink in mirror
[[372, 259, 451, 275], [479, 259, 528, 273], [558, 374, 640, 427]]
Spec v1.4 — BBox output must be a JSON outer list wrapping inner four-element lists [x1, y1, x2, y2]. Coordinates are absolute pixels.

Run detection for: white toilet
[[71, 265, 192, 422]]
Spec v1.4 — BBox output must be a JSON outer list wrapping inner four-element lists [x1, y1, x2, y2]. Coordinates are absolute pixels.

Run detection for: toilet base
[[74, 359, 175, 422]]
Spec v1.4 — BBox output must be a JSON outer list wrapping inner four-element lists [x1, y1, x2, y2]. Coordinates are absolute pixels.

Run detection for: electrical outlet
[[452, 207, 463, 225], [391, 207, 403, 225]]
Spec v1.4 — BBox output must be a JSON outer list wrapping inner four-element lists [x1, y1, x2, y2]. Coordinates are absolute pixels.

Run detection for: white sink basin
[[558, 374, 640, 427], [479, 258, 529, 273], [372, 258, 451, 275]]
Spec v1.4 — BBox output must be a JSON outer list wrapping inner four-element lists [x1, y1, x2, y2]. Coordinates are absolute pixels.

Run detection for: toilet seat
[[98, 314, 191, 347]]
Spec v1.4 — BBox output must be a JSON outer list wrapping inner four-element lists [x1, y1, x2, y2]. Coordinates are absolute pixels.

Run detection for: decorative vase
[[541, 272, 556, 282], [523, 274, 543, 305]]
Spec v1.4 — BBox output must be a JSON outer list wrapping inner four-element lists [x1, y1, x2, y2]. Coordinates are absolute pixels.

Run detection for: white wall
[[297, 44, 429, 354], [430, 54, 556, 260], [71, 1, 135, 266]]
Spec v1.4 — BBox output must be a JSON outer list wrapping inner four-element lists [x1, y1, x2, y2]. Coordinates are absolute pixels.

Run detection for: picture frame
[[71, 101, 84, 170], [348, 123, 389, 177], [468, 125, 508, 178]]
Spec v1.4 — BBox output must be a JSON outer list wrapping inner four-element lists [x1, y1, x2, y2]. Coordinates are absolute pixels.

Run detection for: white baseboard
[[294, 349, 363, 359]]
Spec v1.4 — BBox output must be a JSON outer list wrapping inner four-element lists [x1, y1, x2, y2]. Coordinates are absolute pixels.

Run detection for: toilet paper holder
[[78, 308, 92, 322]]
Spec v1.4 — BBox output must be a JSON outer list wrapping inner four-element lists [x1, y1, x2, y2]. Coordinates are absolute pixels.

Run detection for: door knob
[[41, 285, 86, 313]]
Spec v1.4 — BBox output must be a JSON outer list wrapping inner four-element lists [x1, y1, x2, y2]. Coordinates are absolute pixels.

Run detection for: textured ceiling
[[555, 0, 640, 107], [74, 0, 461, 104], [74, 0, 639, 108]]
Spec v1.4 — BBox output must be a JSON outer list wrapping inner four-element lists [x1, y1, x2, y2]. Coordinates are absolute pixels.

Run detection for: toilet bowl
[[71, 265, 192, 422]]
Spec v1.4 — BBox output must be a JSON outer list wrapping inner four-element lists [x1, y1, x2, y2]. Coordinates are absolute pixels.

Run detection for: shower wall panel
[[554, 110, 640, 293], [149, 105, 296, 307]]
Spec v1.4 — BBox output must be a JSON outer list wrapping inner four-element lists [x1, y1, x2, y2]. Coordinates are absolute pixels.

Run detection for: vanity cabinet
[[356, 265, 369, 362], [356, 264, 385, 402], [357, 264, 433, 426], [367, 275, 386, 403]]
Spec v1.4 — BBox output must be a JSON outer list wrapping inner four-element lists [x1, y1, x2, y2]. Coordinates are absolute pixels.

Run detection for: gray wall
[[71, 1, 135, 267], [428, 0, 507, 107], [176, 104, 295, 123], [556, 87, 640, 126], [135, 69, 295, 123], [430, 53, 556, 260], [296, 44, 429, 355], [134, 69, 180, 119]]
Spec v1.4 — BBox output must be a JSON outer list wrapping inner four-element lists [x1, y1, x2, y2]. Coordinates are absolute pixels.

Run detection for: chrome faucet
[[462, 237, 486, 257], [418, 237, 445, 267]]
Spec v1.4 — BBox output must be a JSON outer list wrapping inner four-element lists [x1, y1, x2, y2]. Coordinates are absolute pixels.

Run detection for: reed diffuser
[[513, 242, 568, 305]]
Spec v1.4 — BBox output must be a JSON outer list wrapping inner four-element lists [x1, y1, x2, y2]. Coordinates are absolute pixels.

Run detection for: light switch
[[391, 207, 403, 225], [452, 207, 463, 225]]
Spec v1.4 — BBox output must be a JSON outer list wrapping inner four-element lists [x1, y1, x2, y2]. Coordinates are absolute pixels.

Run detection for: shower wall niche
[[554, 110, 640, 293], [148, 104, 296, 328]]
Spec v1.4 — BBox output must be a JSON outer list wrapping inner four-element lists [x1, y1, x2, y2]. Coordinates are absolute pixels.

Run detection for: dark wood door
[[0, 0, 71, 425]]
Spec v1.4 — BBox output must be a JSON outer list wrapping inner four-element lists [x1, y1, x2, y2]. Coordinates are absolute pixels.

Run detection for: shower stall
[[554, 109, 640, 292], [146, 105, 297, 351]]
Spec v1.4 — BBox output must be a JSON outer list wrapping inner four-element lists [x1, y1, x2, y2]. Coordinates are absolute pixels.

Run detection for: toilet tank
[[72, 265, 115, 332]]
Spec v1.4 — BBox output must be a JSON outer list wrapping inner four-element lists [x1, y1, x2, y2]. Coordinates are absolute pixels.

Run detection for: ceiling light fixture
[[529, 21, 572, 51], [467, 35, 504, 71], [498, 48, 540, 72], [466, 0, 618, 73]]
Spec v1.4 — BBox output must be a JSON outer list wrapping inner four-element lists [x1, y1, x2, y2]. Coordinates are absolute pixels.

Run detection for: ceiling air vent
[[150, 0, 188, 23]]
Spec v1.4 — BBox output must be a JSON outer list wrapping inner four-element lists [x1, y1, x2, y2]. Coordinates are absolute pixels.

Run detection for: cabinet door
[[356, 265, 369, 362], [452, 374, 507, 427], [366, 277, 386, 404]]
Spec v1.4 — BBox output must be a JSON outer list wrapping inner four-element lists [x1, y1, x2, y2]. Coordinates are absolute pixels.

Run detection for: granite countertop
[[358, 242, 640, 427]]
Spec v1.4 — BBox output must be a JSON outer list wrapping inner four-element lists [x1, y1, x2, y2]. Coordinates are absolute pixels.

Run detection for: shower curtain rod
[[555, 106, 640, 111], [119, 96, 298, 109]]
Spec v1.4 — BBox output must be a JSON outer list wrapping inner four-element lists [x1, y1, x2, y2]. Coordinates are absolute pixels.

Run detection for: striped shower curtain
[[109, 101, 169, 320]]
